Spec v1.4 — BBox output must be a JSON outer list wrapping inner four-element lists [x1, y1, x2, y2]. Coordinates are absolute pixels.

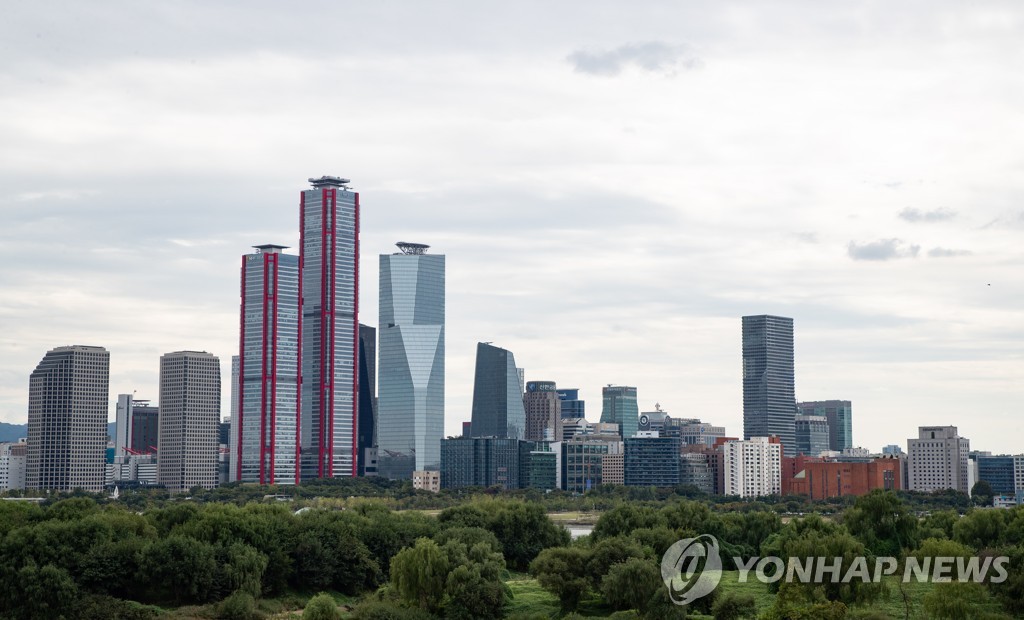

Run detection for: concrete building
[[158, 351, 220, 493], [679, 452, 714, 493], [26, 345, 109, 492], [469, 343, 526, 439], [601, 452, 624, 486], [669, 418, 727, 447], [524, 381, 563, 442], [557, 388, 585, 420], [742, 315, 797, 457], [237, 244, 300, 485], [601, 385, 638, 439], [0, 440, 27, 491], [798, 400, 853, 452], [300, 176, 360, 479], [722, 436, 783, 498], [794, 415, 830, 456], [113, 394, 159, 484], [377, 242, 445, 479], [907, 426, 970, 493], [624, 432, 681, 487], [412, 470, 440, 493]]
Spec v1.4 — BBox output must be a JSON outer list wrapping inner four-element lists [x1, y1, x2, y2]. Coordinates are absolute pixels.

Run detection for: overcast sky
[[1, 1, 1022, 454]]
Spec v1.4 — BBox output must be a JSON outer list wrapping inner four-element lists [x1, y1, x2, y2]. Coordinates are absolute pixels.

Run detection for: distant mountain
[[0, 422, 27, 442], [0, 422, 116, 442]]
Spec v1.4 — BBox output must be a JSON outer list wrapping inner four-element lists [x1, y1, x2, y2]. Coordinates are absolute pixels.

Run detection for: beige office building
[[158, 351, 220, 493], [907, 426, 970, 493]]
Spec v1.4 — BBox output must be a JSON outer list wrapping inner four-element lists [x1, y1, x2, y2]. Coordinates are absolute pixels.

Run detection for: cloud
[[898, 207, 956, 222], [847, 238, 920, 261], [928, 247, 972, 258], [567, 41, 701, 77], [792, 232, 818, 243], [982, 211, 1024, 229]]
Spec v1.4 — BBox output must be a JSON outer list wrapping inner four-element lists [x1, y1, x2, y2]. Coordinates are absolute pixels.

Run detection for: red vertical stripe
[[259, 252, 270, 484], [237, 257, 246, 481], [269, 252, 278, 482]]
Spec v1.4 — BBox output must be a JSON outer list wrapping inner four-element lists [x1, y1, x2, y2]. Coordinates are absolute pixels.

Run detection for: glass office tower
[[798, 400, 853, 452], [601, 386, 639, 439], [237, 244, 300, 484], [300, 176, 360, 478], [469, 343, 525, 439], [377, 242, 445, 479], [742, 314, 797, 456]]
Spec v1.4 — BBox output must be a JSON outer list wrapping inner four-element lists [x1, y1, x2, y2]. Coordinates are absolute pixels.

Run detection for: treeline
[[0, 497, 567, 619]]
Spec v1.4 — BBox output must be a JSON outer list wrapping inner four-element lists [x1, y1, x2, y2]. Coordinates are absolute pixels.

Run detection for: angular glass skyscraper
[[301, 176, 360, 478], [237, 244, 300, 484], [742, 315, 797, 456], [377, 242, 445, 479], [600, 386, 639, 439], [357, 323, 378, 476], [470, 342, 525, 439]]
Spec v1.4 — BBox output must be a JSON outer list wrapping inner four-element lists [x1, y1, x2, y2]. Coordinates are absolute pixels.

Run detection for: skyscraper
[[798, 400, 853, 452], [300, 176, 360, 478], [794, 415, 830, 456], [377, 242, 445, 479], [158, 351, 220, 493], [742, 315, 797, 456], [907, 426, 970, 493], [357, 323, 378, 476], [470, 343, 525, 439], [556, 388, 585, 419], [236, 244, 300, 484], [26, 345, 109, 492], [600, 385, 638, 439], [524, 381, 562, 442]]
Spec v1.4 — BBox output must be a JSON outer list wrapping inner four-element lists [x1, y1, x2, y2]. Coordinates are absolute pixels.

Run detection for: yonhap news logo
[[660, 534, 1010, 607], [660, 534, 723, 606]]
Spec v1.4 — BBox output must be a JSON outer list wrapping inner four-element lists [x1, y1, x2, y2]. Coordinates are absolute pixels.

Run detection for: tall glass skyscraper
[[300, 176, 359, 478], [798, 400, 853, 452], [237, 244, 300, 484], [377, 242, 445, 479], [470, 342, 525, 439], [742, 315, 797, 456], [26, 345, 109, 492], [357, 323, 378, 476], [600, 385, 639, 439]]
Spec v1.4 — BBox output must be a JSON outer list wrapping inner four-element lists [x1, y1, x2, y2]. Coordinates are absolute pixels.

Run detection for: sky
[[1, 1, 1022, 454]]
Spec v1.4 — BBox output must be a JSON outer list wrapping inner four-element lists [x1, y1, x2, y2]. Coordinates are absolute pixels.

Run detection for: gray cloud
[[982, 211, 1024, 229], [847, 238, 920, 261], [928, 247, 972, 258], [898, 207, 956, 222], [567, 41, 701, 76]]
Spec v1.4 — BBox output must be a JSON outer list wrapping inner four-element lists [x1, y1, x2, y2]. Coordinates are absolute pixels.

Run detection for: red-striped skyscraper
[[300, 176, 360, 478], [236, 244, 300, 484]]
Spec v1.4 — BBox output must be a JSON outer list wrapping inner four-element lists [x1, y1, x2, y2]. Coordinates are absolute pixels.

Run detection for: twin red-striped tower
[[235, 176, 359, 484]]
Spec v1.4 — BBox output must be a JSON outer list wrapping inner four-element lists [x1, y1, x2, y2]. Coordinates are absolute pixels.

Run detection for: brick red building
[[783, 455, 902, 498]]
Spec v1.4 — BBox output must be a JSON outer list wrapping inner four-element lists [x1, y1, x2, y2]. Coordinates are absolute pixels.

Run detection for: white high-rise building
[[301, 176, 360, 479], [158, 351, 220, 493], [0, 440, 28, 491], [907, 426, 970, 493], [26, 345, 109, 492], [722, 436, 782, 497]]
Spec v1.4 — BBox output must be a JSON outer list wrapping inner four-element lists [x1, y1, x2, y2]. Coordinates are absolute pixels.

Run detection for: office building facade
[[977, 455, 1016, 495], [601, 385, 638, 439], [794, 415, 830, 456], [377, 242, 445, 479], [557, 388, 585, 419], [0, 441, 27, 491], [742, 315, 797, 456], [907, 426, 970, 493], [469, 343, 525, 439], [236, 244, 300, 484], [798, 400, 853, 452], [301, 176, 360, 478], [26, 345, 109, 492], [357, 324, 378, 476], [624, 433, 681, 487], [158, 351, 220, 492], [524, 381, 563, 442], [561, 438, 621, 492], [439, 437, 530, 490]]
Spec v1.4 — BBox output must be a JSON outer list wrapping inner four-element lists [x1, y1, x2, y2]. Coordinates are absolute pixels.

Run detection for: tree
[[922, 581, 1004, 620], [303, 593, 342, 620], [953, 509, 1005, 550], [971, 481, 994, 507], [842, 490, 919, 557], [586, 536, 649, 588], [140, 535, 218, 604], [601, 557, 663, 613], [529, 546, 591, 614], [711, 591, 758, 620], [218, 590, 256, 620], [389, 538, 449, 613]]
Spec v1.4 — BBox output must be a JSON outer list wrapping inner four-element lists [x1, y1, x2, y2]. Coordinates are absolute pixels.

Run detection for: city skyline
[[1, 2, 1022, 455]]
